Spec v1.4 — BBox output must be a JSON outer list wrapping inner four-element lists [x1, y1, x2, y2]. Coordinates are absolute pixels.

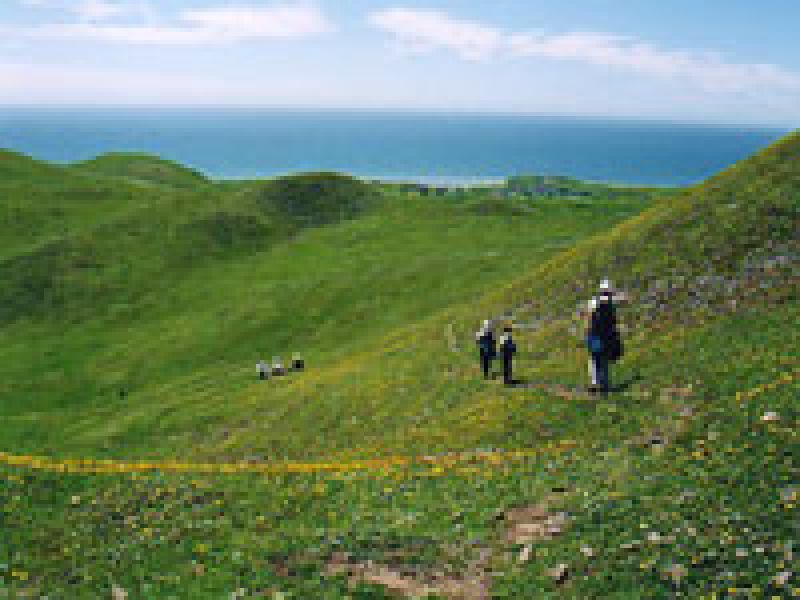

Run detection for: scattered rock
[[780, 487, 798, 503], [580, 545, 595, 558], [660, 385, 693, 401], [547, 563, 570, 585], [325, 560, 491, 600], [619, 540, 641, 551], [761, 411, 780, 422], [111, 584, 128, 600], [647, 531, 662, 544], [663, 563, 688, 585], [518, 545, 533, 563], [504, 506, 570, 544], [772, 571, 793, 586]]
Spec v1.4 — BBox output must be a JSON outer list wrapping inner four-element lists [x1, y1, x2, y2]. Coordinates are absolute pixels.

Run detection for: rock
[[547, 563, 570, 585], [772, 571, 792, 586], [111, 584, 128, 600], [761, 411, 780, 422], [663, 563, 687, 584], [580, 545, 595, 558], [647, 531, 662, 544], [518, 545, 533, 563], [620, 540, 641, 551]]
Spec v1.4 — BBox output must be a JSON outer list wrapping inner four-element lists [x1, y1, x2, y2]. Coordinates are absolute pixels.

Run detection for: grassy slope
[[69, 152, 210, 188], [0, 158, 647, 456], [0, 136, 797, 599]]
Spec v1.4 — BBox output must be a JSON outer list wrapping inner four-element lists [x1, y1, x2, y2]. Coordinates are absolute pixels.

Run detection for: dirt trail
[[325, 499, 571, 599]]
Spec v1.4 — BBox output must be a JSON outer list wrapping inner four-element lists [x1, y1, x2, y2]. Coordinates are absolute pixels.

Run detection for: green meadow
[[0, 132, 797, 599]]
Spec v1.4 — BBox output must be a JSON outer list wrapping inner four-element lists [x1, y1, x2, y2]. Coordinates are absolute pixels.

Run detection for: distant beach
[[0, 108, 789, 186]]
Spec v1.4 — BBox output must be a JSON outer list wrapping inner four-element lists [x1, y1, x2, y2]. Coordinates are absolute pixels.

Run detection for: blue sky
[[2, 0, 799, 126]]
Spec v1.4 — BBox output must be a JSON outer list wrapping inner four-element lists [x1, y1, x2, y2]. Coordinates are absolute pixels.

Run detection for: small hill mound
[[256, 172, 377, 228], [0, 149, 63, 179], [71, 152, 209, 187]]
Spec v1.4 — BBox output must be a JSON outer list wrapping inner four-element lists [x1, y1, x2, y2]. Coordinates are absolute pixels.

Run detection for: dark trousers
[[589, 353, 610, 392], [503, 356, 513, 384], [480, 352, 493, 379]]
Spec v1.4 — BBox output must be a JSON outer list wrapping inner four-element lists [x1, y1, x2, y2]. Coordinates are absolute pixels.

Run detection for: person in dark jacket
[[498, 326, 517, 385], [585, 279, 627, 393], [291, 353, 305, 372], [475, 319, 497, 379]]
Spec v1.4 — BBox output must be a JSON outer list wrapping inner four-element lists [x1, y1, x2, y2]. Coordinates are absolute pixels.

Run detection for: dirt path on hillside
[[323, 497, 572, 599]]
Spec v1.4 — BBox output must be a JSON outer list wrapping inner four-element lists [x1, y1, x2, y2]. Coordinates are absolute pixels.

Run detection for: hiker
[[256, 360, 268, 380], [475, 319, 497, 379], [271, 357, 286, 376], [499, 326, 517, 385], [585, 279, 627, 393], [291, 353, 305, 372]]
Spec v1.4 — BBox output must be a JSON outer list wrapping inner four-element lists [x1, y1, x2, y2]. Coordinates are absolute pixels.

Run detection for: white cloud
[[18, 0, 146, 19], [369, 8, 800, 93], [8, 2, 333, 45], [368, 8, 501, 62], [182, 4, 332, 38], [72, 0, 140, 23], [507, 31, 800, 92]]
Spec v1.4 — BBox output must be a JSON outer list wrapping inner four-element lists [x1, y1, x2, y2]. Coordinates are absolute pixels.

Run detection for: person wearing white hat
[[256, 360, 268, 380], [475, 319, 497, 379], [271, 356, 286, 377], [585, 279, 627, 393]]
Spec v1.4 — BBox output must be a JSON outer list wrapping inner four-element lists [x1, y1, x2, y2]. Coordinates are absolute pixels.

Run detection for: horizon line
[[1, 103, 795, 131]]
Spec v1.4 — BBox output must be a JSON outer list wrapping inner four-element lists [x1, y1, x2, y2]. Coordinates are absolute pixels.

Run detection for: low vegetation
[[0, 136, 797, 599]]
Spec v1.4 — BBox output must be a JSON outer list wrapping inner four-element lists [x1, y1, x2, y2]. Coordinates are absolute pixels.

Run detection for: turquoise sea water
[[0, 108, 790, 185]]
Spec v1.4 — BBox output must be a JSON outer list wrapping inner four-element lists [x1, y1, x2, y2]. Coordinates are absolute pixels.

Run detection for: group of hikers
[[476, 279, 626, 393], [254, 279, 624, 393], [256, 354, 304, 380]]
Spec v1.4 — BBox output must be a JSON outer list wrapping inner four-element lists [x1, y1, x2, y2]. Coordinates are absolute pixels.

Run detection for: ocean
[[0, 108, 790, 186]]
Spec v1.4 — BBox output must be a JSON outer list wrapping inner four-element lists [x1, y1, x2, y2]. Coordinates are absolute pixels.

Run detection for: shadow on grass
[[504, 372, 644, 397], [609, 373, 644, 393]]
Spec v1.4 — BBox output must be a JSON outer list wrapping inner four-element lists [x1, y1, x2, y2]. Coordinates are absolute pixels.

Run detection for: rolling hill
[[70, 152, 210, 188], [0, 135, 797, 599]]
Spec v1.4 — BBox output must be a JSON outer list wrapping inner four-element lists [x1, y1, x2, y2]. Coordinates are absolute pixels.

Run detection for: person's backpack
[[590, 297, 617, 340], [586, 335, 604, 355], [478, 332, 495, 357], [608, 333, 624, 362]]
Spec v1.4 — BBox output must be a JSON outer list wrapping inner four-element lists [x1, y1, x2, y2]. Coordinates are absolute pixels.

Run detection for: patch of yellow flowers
[[735, 364, 799, 404], [0, 440, 577, 477], [1, 356, 795, 478]]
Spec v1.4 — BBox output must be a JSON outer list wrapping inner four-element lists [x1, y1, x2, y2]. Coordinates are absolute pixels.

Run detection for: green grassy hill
[[70, 152, 210, 188], [0, 134, 797, 599]]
